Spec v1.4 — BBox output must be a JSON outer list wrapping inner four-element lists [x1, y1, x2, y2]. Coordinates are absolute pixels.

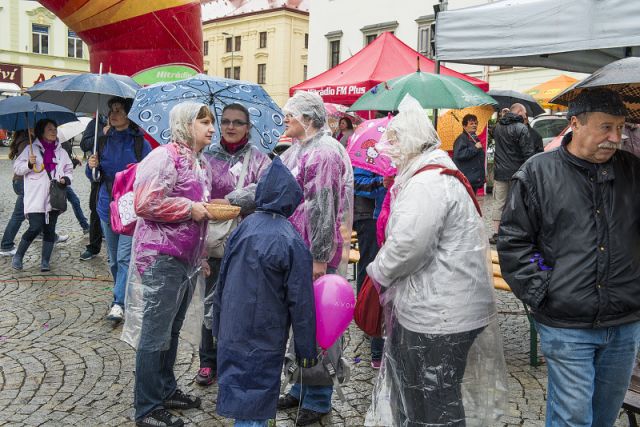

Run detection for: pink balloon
[[314, 274, 355, 349]]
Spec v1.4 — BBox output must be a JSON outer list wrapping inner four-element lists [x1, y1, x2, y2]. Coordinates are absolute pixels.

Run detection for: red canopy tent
[[291, 32, 489, 105]]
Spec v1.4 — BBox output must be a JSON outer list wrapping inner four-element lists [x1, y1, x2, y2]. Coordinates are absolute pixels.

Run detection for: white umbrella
[[57, 116, 91, 143]]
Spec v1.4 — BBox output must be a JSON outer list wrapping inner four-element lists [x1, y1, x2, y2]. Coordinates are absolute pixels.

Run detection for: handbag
[[354, 275, 383, 337], [206, 151, 251, 258], [45, 167, 67, 212]]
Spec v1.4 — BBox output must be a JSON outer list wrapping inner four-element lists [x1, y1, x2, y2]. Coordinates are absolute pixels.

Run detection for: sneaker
[[371, 360, 381, 369], [0, 248, 16, 256], [163, 389, 201, 410], [55, 234, 69, 244], [195, 367, 215, 386], [136, 409, 184, 427], [277, 394, 300, 410], [488, 233, 498, 245], [106, 305, 124, 322], [79, 250, 97, 261]]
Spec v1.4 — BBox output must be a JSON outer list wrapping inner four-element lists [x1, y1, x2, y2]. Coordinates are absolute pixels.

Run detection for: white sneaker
[[106, 305, 124, 322], [55, 234, 69, 244], [0, 248, 17, 256]]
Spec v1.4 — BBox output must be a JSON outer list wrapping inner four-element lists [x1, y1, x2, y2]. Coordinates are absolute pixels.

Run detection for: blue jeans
[[1, 180, 25, 250], [234, 420, 269, 427], [289, 383, 333, 413], [134, 257, 193, 420], [537, 321, 640, 427], [66, 186, 89, 230], [100, 220, 132, 307]]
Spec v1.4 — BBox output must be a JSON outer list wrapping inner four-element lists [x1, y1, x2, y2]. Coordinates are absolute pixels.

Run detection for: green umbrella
[[348, 71, 497, 112]]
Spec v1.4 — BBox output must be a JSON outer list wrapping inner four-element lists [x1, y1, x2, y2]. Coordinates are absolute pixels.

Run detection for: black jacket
[[453, 131, 485, 189], [498, 134, 640, 329], [493, 113, 535, 181]]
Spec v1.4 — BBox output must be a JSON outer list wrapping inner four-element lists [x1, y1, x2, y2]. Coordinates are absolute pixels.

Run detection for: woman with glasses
[[196, 103, 271, 387]]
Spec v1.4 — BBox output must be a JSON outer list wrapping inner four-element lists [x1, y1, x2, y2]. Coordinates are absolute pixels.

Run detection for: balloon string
[[151, 11, 200, 71]]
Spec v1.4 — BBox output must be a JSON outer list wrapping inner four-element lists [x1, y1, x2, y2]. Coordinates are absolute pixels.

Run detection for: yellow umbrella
[[437, 105, 494, 151], [525, 75, 578, 108]]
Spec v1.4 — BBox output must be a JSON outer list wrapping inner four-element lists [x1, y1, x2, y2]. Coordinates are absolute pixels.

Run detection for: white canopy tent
[[435, 0, 640, 73]]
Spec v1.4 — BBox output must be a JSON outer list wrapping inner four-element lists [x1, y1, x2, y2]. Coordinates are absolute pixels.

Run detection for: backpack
[[105, 135, 147, 236], [109, 163, 139, 236]]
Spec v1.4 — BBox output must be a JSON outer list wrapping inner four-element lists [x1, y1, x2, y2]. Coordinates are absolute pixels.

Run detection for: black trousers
[[23, 211, 60, 243], [86, 181, 102, 254], [388, 321, 484, 427], [353, 218, 380, 292], [199, 257, 222, 369]]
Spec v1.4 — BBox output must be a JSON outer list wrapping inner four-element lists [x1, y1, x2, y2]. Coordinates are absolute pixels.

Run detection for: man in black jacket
[[498, 89, 640, 427], [490, 103, 534, 244]]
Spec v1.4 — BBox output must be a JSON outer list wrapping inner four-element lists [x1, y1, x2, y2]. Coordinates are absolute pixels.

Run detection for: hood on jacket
[[255, 156, 303, 218], [499, 112, 525, 126]]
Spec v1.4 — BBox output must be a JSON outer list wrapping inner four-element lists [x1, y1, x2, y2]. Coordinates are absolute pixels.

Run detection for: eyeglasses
[[221, 119, 249, 127]]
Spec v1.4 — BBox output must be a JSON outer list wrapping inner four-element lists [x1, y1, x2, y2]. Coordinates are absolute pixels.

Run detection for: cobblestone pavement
[[0, 152, 631, 426]]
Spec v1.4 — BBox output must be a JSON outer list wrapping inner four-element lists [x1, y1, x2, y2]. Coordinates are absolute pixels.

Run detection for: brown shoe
[[296, 408, 328, 426]]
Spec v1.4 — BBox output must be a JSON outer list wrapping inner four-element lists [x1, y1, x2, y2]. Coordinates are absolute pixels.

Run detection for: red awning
[[291, 32, 489, 105]]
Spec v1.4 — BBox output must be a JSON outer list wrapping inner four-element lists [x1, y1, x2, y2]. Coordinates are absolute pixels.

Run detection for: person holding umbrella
[[87, 97, 152, 323], [12, 119, 74, 271], [452, 113, 485, 193], [195, 103, 271, 387]]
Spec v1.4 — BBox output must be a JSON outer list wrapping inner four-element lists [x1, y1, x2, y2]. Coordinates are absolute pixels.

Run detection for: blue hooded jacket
[[212, 156, 317, 420]]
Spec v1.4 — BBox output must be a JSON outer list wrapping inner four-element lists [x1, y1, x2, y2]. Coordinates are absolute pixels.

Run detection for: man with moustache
[[498, 88, 640, 427]]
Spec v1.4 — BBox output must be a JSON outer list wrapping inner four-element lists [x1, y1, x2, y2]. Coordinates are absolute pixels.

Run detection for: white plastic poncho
[[365, 95, 508, 426], [121, 102, 213, 351], [281, 91, 354, 274]]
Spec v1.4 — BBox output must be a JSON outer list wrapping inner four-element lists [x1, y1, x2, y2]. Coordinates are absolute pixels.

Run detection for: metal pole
[[433, 0, 447, 129]]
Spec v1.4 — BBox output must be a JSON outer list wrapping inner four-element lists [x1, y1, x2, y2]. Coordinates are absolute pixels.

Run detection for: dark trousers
[[354, 218, 384, 361], [1, 180, 25, 250], [388, 322, 483, 427], [86, 182, 102, 254], [200, 257, 222, 369], [23, 212, 60, 244]]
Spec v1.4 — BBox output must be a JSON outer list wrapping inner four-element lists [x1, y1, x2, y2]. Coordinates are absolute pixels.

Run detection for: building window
[[224, 67, 232, 79], [32, 24, 49, 55], [204, 40, 209, 56], [257, 64, 266, 84], [416, 15, 435, 59], [366, 34, 377, 45], [259, 32, 267, 49], [225, 37, 233, 53], [67, 30, 83, 58], [235, 35, 241, 51], [329, 40, 340, 68], [360, 21, 398, 48], [304, 33, 309, 49], [303, 65, 307, 81], [233, 66, 241, 80]]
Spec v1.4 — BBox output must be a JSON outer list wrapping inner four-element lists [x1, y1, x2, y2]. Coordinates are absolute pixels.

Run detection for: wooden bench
[[492, 251, 540, 367], [623, 362, 640, 427]]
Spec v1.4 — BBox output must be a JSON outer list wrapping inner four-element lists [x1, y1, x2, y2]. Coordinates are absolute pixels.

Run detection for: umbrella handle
[[91, 97, 101, 181], [25, 113, 44, 173]]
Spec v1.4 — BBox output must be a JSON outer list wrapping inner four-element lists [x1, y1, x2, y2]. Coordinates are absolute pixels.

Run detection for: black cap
[[567, 88, 627, 119]]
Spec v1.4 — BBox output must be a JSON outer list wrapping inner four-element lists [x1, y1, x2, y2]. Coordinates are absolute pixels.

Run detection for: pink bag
[[110, 163, 139, 236]]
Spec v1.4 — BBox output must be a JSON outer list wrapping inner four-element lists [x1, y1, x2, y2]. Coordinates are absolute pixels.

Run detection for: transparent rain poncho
[[121, 102, 213, 351], [281, 91, 354, 274], [205, 142, 271, 216], [365, 95, 508, 426]]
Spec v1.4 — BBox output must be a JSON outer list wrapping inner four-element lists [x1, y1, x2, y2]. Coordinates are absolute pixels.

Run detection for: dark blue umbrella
[[26, 72, 140, 114], [0, 96, 78, 131], [128, 74, 285, 153]]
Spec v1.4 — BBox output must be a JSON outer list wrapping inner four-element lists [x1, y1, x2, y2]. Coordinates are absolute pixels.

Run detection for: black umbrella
[[551, 57, 640, 123], [487, 89, 545, 117]]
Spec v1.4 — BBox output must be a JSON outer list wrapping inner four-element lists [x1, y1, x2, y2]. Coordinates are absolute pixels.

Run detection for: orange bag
[[354, 275, 383, 337]]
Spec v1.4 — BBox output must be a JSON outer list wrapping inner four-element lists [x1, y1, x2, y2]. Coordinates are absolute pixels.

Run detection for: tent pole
[[432, 0, 447, 130]]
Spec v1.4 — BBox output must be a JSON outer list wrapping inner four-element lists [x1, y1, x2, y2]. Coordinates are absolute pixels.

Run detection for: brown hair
[[196, 105, 215, 122]]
